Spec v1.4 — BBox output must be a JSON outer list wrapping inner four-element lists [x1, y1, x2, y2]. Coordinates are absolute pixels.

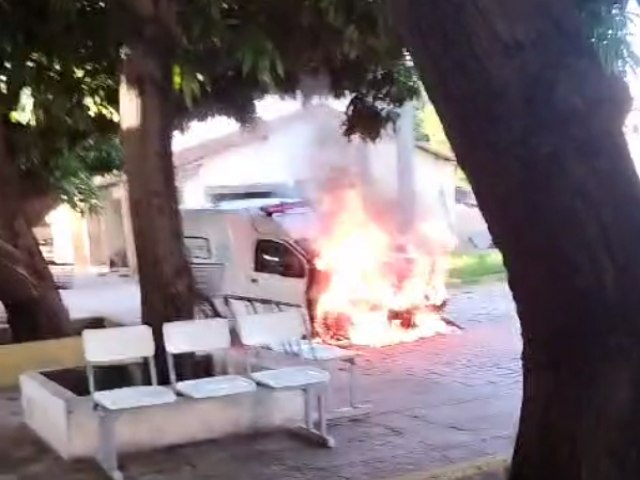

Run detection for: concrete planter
[[20, 370, 303, 459]]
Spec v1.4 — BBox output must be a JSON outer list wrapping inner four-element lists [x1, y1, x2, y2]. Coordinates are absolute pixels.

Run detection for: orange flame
[[311, 186, 457, 347]]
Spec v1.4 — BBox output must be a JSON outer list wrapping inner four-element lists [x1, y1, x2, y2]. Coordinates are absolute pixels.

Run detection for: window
[[184, 237, 212, 260], [254, 240, 305, 278]]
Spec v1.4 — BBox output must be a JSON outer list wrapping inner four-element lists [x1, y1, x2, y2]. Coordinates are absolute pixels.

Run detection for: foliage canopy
[[0, 0, 637, 213]]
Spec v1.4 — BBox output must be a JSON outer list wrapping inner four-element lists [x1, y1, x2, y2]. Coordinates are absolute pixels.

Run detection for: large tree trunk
[[390, 1, 640, 478], [0, 120, 72, 342], [21, 191, 59, 228], [120, 0, 195, 372]]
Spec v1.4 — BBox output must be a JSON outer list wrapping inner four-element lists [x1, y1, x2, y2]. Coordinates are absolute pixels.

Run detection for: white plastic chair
[[229, 307, 367, 417], [163, 318, 256, 399], [235, 312, 335, 447], [82, 325, 177, 480]]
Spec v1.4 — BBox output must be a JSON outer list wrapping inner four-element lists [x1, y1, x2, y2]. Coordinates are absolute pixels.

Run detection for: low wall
[[0, 337, 84, 388], [0, 316, 110, 388]]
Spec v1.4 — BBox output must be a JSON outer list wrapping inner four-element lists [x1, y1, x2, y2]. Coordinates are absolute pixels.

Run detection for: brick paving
[[0, 281, 520, 480]]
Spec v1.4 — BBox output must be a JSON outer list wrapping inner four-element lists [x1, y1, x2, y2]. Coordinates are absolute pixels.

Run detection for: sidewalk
[[0, 282, 521, 480]]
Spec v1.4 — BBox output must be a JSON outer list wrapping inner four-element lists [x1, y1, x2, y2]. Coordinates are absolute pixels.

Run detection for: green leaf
[[274, 55, 285, 79], [9, 87, 35, 126], [181, 69, 202, 108], [581, 2, 639, 75], [172, 64, 183, 91], [258, 55, 273, 86], [241, 48, 254, 77]]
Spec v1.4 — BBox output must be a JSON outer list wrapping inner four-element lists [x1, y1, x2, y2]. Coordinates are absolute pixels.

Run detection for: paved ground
[[0, 273, 141, 328], [0, 281, 521, 480], [60, 275, 141, 325]]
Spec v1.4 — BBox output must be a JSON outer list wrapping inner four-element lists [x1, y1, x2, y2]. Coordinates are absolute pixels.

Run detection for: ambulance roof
[[181, 197, 317, 240]]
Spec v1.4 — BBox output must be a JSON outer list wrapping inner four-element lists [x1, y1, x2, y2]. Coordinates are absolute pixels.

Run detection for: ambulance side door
[[250, 238, 308, 306]]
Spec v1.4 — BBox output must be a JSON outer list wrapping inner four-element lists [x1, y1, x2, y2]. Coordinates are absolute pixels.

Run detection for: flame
[[311, 186, 457, 347]]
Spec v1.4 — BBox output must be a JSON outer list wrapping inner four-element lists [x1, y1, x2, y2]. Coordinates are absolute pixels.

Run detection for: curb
[[385, 457, 509, 480]]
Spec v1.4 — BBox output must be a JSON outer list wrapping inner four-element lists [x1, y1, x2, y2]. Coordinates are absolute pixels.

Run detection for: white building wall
[[181, 120, 318, 207], [366, 141, 455, 225], [180, 110, 455, 233], [45, 206, 76, 265]]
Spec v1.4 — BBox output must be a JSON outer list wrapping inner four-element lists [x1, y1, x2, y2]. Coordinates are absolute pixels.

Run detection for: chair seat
[[176, 375, 257, 399], [93, 386, 177, 411], [270, 341, 356, 361], [251, 366, 330, 389]]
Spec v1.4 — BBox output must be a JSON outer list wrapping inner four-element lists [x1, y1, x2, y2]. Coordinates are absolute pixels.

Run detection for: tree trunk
[[0, 120, 72, 342], [120, 0, 195, 374], [21, 191, 59, 228], [390, 1, 640, 478]]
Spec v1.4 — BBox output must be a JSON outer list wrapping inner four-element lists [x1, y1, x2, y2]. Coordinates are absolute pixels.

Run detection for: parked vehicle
[[181, 198, 316, 308], [182, 196, 448, 338]]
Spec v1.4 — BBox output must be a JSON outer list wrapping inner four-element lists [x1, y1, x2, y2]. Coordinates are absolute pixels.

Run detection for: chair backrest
[[227, 298, 256, 317], [82, 325, 155, 364], [235, 310, 306, 347], [163, 318, 231, 354]]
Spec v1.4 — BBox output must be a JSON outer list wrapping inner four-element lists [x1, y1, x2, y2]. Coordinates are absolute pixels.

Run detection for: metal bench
[[82, 325, 177, 480], [235, 311, 335, 447]]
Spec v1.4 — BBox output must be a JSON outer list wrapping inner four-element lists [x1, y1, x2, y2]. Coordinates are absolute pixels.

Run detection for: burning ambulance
[[181, 190, 457, 347]]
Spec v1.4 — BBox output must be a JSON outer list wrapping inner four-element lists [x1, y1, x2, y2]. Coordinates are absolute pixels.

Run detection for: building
[[38, 101, 487, 272], [34, 175, 136, 273]]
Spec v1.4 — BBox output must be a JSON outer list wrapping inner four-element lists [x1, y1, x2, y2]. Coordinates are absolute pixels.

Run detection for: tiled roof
[[173, 105, 346, 184]]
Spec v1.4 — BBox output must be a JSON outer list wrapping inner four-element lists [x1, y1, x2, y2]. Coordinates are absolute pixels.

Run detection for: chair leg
[[294, 387, 335, 448], [348, 358, 356, 409], [321, 361, 334, 410], [244, 348, 255, 375], [97, 409, 123, 480], [304, 388, 313, 429], [316, 389, 335, 448], [317, 391, 327, 437], [327, 359, 372, 421]]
